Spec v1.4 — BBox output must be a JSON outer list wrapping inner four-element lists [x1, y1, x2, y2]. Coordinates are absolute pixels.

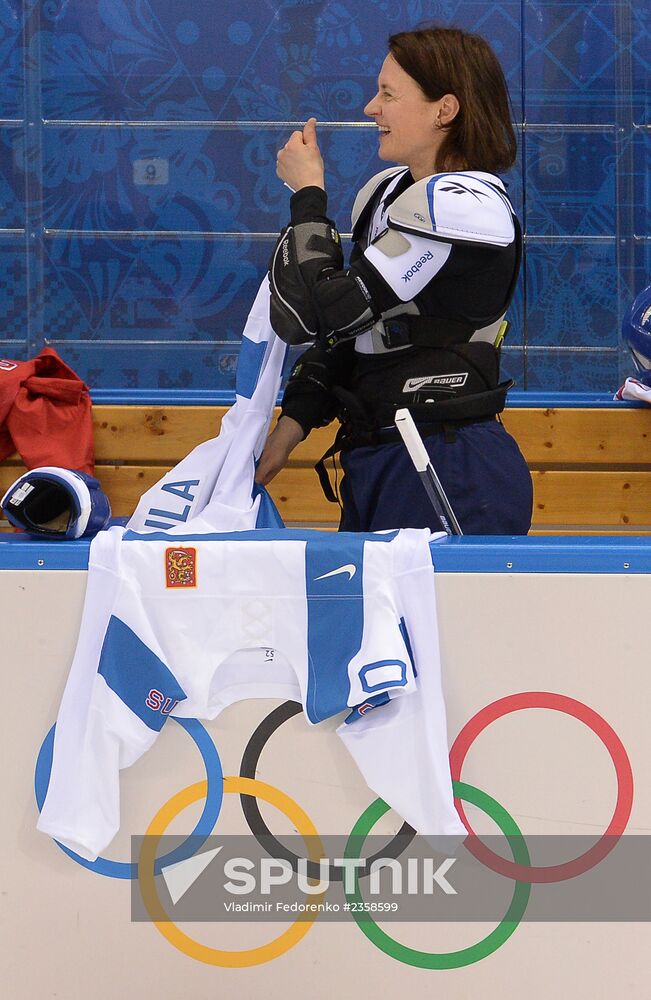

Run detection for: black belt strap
[[313, 380, 512, 505], [381, 315, 475, 350], [314, 414, 497, 505], [315, 428, 345, 504], [369, 381, 512, 427]]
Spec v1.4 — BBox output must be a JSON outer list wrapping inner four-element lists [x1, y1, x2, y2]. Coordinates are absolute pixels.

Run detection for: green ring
[[343, 781, 531, 969]]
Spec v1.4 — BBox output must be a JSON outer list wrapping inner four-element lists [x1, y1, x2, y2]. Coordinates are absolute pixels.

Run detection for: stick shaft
[[394, 408, 463, 536]]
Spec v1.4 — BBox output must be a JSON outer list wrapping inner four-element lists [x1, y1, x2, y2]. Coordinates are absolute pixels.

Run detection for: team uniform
[[37, 274, 465, 861], [37, 525, 466, 860], [270, 168, 533, 534], [127, 278, 288, 534]]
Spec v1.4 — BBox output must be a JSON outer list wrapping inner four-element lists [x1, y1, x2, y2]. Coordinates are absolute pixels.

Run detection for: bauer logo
[[165, 547, 197, 588], [403, 373, 468, 392], [402, 250, 434, 283]]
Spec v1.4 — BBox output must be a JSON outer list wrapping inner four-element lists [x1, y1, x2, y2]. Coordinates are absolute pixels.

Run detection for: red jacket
[[0, 347, 94, 474]]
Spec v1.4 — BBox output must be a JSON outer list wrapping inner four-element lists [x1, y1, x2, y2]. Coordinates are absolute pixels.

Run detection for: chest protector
[[345, 168, 521, 427]]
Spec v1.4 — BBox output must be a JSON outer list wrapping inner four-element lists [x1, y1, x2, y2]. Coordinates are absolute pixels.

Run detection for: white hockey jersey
[[127, 276, 287, 534], [37, 275, 464, 860], [37, 525, 465, 859]]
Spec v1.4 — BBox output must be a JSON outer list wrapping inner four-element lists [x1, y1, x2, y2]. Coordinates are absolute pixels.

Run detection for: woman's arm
[[254, 415, 305, 486], [270, 119, 400, 349]]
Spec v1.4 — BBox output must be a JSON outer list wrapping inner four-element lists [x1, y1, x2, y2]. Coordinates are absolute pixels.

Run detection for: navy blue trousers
[[338, 420, 533, 535]]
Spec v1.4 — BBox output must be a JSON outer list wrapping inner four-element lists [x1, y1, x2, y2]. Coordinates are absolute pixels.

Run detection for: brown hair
[[388, 25, 517, 173]]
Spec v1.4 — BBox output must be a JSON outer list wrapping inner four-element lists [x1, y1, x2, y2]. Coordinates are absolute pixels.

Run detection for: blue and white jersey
[[37, 526, 465, 860], [102, 527, 418, 725], [37, 277, 465, 860], [127, 277, 287, 534]]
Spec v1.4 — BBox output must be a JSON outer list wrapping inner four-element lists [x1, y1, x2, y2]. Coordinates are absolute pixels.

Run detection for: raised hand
[[276, 117, 325, 192]]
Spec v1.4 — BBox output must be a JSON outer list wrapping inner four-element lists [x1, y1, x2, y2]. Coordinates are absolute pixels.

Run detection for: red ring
[[449, 692, 634, 883]]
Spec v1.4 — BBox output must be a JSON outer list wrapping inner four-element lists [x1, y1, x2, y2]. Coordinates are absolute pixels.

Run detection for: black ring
[[239, 700, 416, 880]]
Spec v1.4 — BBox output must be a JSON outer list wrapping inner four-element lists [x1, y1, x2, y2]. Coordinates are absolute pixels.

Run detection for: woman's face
[[364, 54, 445, 180]]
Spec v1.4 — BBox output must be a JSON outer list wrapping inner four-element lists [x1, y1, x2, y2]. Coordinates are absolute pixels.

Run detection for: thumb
[[303, 117, 318, 146]]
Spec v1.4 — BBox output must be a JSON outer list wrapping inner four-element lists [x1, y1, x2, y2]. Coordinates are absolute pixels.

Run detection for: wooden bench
[[1, 405, 651, 533]]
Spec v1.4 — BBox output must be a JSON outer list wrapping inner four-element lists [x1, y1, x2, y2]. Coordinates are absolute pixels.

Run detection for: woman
[[256, 25, 533, 534]]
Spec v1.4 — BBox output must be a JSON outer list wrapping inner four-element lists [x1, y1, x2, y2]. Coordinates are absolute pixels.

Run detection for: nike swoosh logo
[[314, 564, 357, 581], [403, 377, 435, 392]]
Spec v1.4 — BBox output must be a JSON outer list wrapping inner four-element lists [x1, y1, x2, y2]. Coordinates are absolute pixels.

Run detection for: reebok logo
[[403, 373, 468, 392], [440, 182, 489, 201], [0, 360, 17, 372], [402, 250, 434, 283], [314, 564, 356, 581], [355, 275, 372, 303]]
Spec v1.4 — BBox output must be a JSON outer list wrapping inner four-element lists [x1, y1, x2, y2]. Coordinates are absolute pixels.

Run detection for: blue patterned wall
[[0, 0, 648, 394]]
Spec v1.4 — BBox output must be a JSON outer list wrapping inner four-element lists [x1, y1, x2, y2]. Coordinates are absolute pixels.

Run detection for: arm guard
[[269, 222, 344, 345], [281, 341, 355, 433], [269, 220, 383, 349]]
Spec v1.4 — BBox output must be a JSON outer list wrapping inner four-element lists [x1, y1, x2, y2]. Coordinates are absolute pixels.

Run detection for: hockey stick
[[394, 408, 463, 536]]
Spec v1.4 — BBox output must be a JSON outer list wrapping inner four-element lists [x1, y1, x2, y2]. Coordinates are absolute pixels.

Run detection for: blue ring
[[34, 718, 223, 880]]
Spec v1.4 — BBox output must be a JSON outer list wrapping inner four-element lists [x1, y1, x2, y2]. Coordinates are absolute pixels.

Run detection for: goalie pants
[[339, 418, 533, 535]]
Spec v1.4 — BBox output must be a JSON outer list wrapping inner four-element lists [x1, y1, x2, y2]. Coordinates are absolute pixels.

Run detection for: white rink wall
[[1, 538, 649, 1000]]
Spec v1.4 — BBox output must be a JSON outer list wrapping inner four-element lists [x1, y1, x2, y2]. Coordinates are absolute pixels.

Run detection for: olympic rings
[[344, 781, 531, 968], [34, 718, 223, 879], [239, 700, 416, 880], [35, 688, 635, 972], [449, 692, 634, 883], [138, 776, 326, 968]]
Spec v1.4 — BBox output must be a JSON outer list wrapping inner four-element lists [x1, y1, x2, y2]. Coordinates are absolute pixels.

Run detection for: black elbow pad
[[269, 223, 344, 345]]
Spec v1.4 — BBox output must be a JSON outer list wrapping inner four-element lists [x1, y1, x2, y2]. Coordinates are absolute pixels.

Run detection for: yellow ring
[[138, 776, 325, 967]]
